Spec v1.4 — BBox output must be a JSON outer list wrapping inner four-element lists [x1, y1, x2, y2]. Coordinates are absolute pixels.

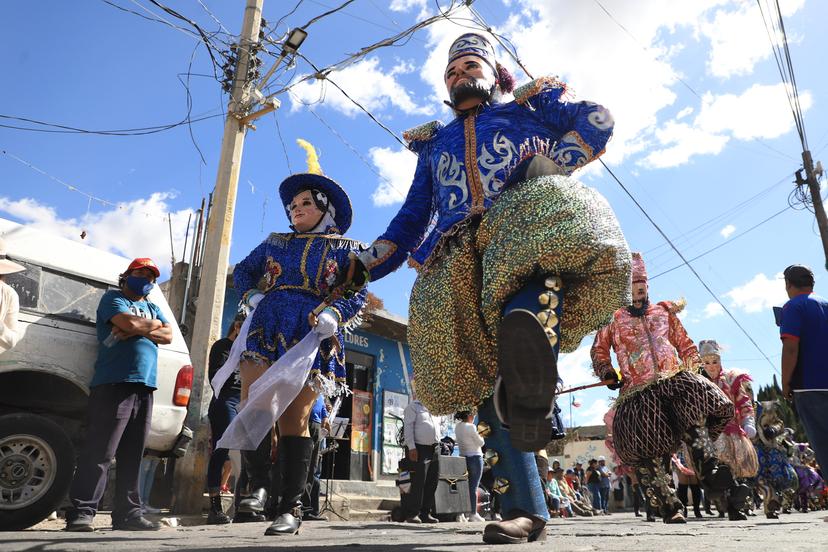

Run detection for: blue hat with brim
[[279, 173, 353, 234]]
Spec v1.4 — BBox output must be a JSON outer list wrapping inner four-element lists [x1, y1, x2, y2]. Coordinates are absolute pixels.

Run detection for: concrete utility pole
[[172, 0, 265, 514], [797, 150, 828, 271]]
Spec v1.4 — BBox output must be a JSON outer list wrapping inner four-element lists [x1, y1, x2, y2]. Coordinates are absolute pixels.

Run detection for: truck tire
[[0, 413, 75, 530]]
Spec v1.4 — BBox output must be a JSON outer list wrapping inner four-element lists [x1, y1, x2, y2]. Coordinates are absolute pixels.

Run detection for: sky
[[2, 0, 827, 426]]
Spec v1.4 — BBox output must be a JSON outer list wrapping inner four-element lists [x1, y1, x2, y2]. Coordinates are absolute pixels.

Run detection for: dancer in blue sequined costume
[[233, 142, 365, 536], [339, 34, 630, 544]]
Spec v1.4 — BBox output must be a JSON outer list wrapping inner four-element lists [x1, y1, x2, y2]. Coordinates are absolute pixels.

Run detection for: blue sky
[[2, 0, 826, 425]]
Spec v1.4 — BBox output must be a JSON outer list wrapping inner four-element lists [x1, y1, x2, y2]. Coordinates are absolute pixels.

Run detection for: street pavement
[[5, 511, 827, 551]]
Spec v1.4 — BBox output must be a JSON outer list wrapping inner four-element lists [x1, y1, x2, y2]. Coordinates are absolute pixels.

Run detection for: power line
[[195, 0, 231, 34], [267, 1, 468, 97], [0, 112, 223, 136], [291, 92, 409, 199], [300, 0, 355, 29], [649, 202, 794, 280], [1, 150, 174, 222], [297, 53, 408, 150]]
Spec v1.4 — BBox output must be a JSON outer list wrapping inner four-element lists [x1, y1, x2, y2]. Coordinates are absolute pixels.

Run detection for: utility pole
[[172, 0, 265, 514], [796, 150, 828, 271]]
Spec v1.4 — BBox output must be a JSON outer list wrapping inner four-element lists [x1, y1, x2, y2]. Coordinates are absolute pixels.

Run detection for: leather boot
[[265, 436, 314, 536], [497, 276, 563, 452], [206, 495, 231, 525], [238, 435, 272, 513], [482, 511, 547, 545]]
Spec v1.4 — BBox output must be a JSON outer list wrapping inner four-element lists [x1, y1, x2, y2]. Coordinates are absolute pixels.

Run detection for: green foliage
[[755, 375, 808, 442]]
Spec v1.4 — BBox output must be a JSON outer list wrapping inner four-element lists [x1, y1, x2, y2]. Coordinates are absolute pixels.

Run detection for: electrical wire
[[0, 112, 223, 136], [649, 202, 795, 279], [296, 53, 408, 150], [291, 92, 409, 199], [2, 150, 172, 222], [300, 0, 356, 29]]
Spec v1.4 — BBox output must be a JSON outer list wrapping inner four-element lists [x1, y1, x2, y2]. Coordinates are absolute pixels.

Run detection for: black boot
[[207, 495, 231, 525], [238, 435, 272, 514], [265, 436, 314, 536], [497, 276, 562, 452], [691, 484, 703, 518]]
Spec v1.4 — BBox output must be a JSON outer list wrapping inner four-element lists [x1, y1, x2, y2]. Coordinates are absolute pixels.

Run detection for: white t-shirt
[[0, 280, 21, 354], [454, 421, 484, 457]]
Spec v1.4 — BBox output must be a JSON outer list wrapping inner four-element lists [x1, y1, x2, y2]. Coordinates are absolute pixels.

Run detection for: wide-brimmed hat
[[0, 238, 25, 275], [279, 139, 352, 234]]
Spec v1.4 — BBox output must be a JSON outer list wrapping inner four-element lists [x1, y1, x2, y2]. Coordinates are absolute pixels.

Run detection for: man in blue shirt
[[66, 258, 172, 532], [779, 264, 828, 477]]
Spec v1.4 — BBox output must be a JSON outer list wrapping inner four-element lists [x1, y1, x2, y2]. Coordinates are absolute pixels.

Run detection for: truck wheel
[[0, 413, 75, 530]]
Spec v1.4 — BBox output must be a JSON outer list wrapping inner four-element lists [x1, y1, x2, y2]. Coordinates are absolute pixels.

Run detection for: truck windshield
[[4, 260, 109, 324]]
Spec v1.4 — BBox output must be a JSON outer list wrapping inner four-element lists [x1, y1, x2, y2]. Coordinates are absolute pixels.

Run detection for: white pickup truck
[[0, 218, 193, 530]]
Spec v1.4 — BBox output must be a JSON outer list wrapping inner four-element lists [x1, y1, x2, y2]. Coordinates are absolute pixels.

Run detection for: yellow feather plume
[[296, 138, 323, 175]]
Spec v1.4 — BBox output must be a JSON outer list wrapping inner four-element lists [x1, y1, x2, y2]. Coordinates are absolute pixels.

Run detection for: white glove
[[247, 291, 264, 309], [742, 416, 757, 439], [314, 309, 338, 339]]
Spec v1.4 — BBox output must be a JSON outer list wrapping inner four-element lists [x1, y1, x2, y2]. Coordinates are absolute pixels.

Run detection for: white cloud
[[0, 194, 193, 277], [643, 83, 811, 168], [369, 146, 419, 206], [700, 0, 805, 78], [725, 272, 788, 313], [558, 342, 596, 387], [289, 57, 434, 118], [642, 121, 729, 168], [703, 301, 725, 318], [720, 224, 736, 238], [577, 398, 610, 426]]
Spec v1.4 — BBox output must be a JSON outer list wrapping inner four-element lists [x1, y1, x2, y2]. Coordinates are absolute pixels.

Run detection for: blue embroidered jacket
[[358, 77, 614, 280], [234, 231, 366, 383]]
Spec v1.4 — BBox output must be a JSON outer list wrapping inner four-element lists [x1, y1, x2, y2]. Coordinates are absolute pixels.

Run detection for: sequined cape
[[233, 232, 366, 385], [357, 77, 614, 279], [591, 301, 701, 399]]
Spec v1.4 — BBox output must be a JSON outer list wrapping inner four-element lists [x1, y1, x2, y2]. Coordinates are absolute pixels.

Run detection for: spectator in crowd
[[205, 314, 245, 525], [454, 411, 485, 522], [302, 394, 331, 521], [0, 238, 25, 354], [585, 459, 603, 513], [573, 461, 586, 488], [780, 264, 828, 476], [597, 456, 612, 514], [66, 258, 172, 532], [403, 396, 441, 523]]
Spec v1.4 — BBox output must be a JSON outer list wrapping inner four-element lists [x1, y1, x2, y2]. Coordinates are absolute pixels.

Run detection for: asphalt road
[[5, 510, 827, 551]]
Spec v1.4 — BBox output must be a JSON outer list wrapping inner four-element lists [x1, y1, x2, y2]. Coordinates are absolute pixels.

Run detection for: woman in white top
[[454, 411, 485, 522]]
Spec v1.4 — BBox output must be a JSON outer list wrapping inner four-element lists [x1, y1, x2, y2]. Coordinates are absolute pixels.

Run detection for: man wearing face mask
[[66, 258, 173, 532], [591, 253, 750, 524], [338, 32, 630, 545]]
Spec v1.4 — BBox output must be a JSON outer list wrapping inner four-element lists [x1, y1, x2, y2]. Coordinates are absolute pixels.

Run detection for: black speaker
[[434, 455, 471, 515]]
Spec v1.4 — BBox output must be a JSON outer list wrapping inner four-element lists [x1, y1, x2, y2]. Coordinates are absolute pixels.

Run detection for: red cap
[[127, 257, 160, 278]]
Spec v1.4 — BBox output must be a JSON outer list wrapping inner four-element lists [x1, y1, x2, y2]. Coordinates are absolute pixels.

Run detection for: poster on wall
[[382, 390, 409, 474], [351, 390, 373, 454]]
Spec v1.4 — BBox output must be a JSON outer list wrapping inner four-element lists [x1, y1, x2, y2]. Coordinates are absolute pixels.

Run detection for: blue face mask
[[126, 275, 154, 296]]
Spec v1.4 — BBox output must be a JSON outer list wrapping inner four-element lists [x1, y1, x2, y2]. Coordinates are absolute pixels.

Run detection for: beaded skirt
[[408, 174, 631, 414], [612, 371, 734, 466]]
